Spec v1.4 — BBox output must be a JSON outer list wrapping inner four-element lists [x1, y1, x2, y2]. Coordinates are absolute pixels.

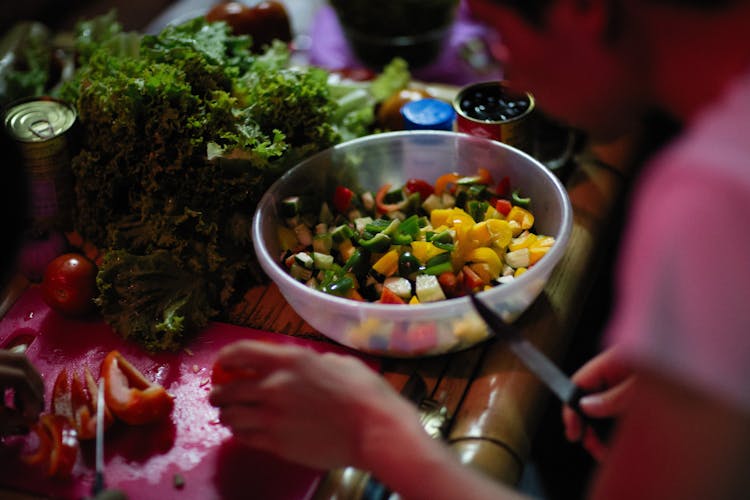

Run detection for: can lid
[[4, 98, 77, 142], [401, 98, 456, 131]]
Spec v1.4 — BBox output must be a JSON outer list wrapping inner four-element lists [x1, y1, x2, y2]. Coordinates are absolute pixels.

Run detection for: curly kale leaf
[[96, 250, 216, 352]]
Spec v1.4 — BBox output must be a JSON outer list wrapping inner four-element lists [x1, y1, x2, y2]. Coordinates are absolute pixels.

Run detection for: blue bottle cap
[[401, 98, 456, 131]]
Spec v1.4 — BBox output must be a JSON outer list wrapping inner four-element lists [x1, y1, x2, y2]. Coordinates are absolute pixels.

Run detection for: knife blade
[[93, 379, 106, 496], [469, 294, 614, 443]]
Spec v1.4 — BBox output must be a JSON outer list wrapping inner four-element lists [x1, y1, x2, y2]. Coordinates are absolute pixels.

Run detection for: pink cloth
[[606, 68, 750, 413]]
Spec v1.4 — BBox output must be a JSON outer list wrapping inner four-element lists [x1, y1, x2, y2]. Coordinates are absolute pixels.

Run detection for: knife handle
[[569, 386, 617, 444]]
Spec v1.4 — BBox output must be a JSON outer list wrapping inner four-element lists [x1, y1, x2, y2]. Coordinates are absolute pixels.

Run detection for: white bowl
[[252, 131, 572, 357]]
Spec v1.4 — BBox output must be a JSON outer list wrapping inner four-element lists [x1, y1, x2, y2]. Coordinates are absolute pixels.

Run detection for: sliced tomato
[[24, 414, 78, 478], [51, 368, 73, 422], [101, 351, 174, 426], [379, 286, 406, 304], [71, 367, 114, 440]]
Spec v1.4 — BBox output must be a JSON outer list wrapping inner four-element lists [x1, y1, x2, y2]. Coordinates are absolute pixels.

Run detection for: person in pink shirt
[[210, 0, 750, 498]]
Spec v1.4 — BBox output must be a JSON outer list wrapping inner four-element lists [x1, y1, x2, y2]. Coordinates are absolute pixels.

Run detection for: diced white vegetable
[[504, 248, 530, 268], [497, 275, 515, 285], [421, 193, 443, 213], [384, 277, 413, 299], [441, 192, 456, 207], [312, 252, 334, 269], [294, 252, 314, 269], [361, 191, 375, 211], [416, 275, 446, 303], [354, 217, 374, 235], [293, 224, 313, 247]]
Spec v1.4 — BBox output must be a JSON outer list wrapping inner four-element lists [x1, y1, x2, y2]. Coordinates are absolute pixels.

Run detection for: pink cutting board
[[0, 286, 378, 500]]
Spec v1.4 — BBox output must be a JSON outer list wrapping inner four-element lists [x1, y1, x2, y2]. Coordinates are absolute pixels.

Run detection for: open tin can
[[453, 81, 536, 154], [453, 81, 577, 175], [3, 96, 79, 232]]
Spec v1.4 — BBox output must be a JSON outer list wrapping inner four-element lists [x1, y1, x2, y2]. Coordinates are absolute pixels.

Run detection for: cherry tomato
[[41, 253, 98, 317]]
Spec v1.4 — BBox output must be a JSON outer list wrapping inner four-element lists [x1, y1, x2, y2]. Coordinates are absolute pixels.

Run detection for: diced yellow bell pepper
[[337, 239, 356, 263], [372, 249, 400, 278], [529, 245, 550, 265], [277, 225, 298, 251], [509, 231, 538, 252], [506, 206, 535, 230], [410, 241, 447, 263], [466, 247, 502, 278], [514, 267, 528, 278], [409, 295, 420, 305], [534, 235, 556, 247], [430, 208, 453, 228]]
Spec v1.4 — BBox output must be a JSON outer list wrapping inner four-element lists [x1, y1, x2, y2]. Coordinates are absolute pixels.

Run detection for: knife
[[469, 294, 614, 444], [92, 379, 106, 497]]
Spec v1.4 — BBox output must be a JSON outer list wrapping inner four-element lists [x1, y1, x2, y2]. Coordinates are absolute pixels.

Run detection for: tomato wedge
[[23, 414, 78, 478], [101, 351, 174, 425], [52, 367, 114, 439], [71, 367, 114, 440]]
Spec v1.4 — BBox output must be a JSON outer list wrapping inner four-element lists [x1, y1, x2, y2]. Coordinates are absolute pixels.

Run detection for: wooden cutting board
[[0, 286, 378, 500]]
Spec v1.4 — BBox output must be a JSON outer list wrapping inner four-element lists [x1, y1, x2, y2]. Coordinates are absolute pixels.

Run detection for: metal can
[[453, 81, 535, 155], [3, 97, 78, 233]]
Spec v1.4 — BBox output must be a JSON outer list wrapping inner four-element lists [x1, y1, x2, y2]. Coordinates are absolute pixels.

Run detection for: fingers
[[214, 340, 305, 375], [578, 376, 636, 418], [0, 351, 45, 422], [571, 347, 631, 391]]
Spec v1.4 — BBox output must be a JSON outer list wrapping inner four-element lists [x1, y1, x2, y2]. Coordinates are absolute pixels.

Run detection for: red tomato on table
[[41, 253, 98, 317]]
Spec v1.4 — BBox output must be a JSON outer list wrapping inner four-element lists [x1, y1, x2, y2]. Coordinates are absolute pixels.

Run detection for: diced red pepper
[[462, 265, 485, 292], [404, 178, 434, 201], [434, 172, 460, 196], [476, 167, 494, 186], [333, 185, 354, 214], [495, 176, 511, 197], [101, 350, 174, 426], [375, 183, 402, 214], [437, 271, 463, 298], [495, 199, 512, 216]]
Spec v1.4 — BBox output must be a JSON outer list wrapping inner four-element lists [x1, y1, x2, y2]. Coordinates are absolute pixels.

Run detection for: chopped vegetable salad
[[277, 168, 555, 304]]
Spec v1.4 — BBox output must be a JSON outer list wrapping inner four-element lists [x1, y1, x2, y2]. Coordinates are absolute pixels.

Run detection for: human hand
[[208, 340, 421, 471], [0, 349, 45, 436], [562, 346, 635, 461]]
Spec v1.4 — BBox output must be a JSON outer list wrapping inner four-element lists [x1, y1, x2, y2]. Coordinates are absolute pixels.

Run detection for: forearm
[[358, 397, 526, 500]]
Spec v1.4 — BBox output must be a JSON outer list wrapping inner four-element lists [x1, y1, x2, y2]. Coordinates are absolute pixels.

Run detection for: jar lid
[[401, 98, 456, 131]]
